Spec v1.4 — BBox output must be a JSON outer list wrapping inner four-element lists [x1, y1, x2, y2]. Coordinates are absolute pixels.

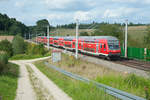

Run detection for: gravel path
[[10, 56, 72, 100], [11, 61, 36, 100]]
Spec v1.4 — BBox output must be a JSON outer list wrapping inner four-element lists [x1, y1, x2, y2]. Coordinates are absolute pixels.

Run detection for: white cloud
[[143, 0, 150, 4], [74, 11, 91, 21], [43, 0, 74, 9], [112, 0, 137, 3], [14, 1, 25, 7], [103, 7, 137, 18]]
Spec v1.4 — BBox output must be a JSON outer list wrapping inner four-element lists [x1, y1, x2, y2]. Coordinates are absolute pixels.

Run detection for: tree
[[80, 32, 89, 36], [12, 35, 25, 55], [92, 24, 123, 43], [0, 39, 13, 57], [9, 23, 22, 35], [36, 19, 50, 34], [144, 26, 150, 48], [0, 13, 29, 36]]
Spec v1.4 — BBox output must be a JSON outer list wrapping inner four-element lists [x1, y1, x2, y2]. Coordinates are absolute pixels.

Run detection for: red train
[[37, 36, 121, 59]]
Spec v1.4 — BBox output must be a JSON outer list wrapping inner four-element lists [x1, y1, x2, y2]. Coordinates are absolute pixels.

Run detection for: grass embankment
[[34, 61, 117, 100], [0, 63, 19, 100], [48, 53, 150, 99], [10, 53, 51, 60]]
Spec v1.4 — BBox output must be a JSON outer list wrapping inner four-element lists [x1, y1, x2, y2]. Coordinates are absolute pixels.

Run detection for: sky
[[0, 0, 150, 26]]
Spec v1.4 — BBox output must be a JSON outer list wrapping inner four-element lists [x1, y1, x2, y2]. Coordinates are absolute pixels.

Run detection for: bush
[[0, 53, 8, 74], [12, 35, 25, 55], [26, 43, 46, 56], [0, 53, 8, 64], [0, 39, 13, 57], [0, 61, 5, 74], [80, 32, 89, 36]]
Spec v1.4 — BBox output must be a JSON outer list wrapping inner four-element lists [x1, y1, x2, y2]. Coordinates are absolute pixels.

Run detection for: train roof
[[38, 36, 119, 42]]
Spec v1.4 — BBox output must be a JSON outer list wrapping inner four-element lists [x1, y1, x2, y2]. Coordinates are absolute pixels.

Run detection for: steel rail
[[45, 62, 146, 100]]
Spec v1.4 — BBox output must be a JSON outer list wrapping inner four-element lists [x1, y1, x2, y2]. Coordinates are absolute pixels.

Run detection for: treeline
[[56, 22, 146, 29], [56, 22, 118, 29], [0, 13, 54, 38], [56, 23, 98, 29], [0, 13, 28, 36]]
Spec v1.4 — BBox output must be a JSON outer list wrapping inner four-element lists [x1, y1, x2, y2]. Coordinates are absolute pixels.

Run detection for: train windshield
[[108, 40, 120, 50]]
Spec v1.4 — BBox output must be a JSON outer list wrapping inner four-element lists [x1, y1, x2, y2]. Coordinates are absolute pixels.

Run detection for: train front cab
[[97, 39, 121, 59], [107, 40, 121, 59]]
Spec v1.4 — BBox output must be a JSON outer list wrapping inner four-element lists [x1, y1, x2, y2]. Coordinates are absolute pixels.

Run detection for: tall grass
[[34, 61, 118, 100], [96, 74, 150, 98], [10, 52, 51, 60], [50, 53, 150, 99], [0, 63, 19, 100]]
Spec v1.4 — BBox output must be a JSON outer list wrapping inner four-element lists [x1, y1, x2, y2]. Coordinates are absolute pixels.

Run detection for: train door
[[99, 43, 102, 53], [101, 43, 107, 54]]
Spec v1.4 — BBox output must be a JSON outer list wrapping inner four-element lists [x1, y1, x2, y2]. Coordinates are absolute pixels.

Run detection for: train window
[[108, 44, 119, 50], [100, 44, 102, 48], [73, 42, 75, 45], [104, 44, 106, 48], [79, 43, 81, 47]]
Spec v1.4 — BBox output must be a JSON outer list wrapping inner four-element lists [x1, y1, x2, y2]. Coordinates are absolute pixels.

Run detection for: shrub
[[0, 61, 5, 74], [26, 43, 46, 56], [12, 35, 25, 55], [0, 39, 13, 57], [0, 53, 8, 64], [80, 32, 89, 36]]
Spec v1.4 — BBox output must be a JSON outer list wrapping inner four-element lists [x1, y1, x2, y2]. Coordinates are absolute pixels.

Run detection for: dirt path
[[10, 56, 72, 100]]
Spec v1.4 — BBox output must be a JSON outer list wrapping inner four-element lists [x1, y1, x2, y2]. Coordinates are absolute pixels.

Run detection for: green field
[[0, 63, 19, 100], [50, 26, 147, 48], [51, 28, 94, 36], [128, 26, 147, 47]]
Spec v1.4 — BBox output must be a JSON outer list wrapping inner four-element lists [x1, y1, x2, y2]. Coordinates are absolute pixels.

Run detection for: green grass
[[48, 53, 150, 99], [96, 74, 150, 99], [0, 63, 19, 100], [34, 61, 117, 100], [10, 53, 51, 60], [51, 28, 94, 36]]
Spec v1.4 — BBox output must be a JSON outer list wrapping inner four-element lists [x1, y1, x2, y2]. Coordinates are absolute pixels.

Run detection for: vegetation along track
[[51, 44, 150, 72]]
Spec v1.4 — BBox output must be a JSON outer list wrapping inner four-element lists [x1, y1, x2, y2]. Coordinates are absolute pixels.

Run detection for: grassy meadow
[[0, 63, 19, 100]]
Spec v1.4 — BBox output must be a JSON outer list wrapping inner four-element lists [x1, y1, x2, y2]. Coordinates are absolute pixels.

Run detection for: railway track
[[113, 59, 150, 71], [30, 40, 150, 72]]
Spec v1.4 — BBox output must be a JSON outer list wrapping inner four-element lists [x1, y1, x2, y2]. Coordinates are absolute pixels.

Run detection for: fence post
[[144, 48, 147, 61]]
